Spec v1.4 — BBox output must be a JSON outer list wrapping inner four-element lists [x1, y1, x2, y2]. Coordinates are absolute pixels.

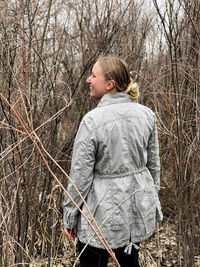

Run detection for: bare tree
[[0, 0, 154, 266], [150, 1, 200, 266], [1, 0, 199, 266]]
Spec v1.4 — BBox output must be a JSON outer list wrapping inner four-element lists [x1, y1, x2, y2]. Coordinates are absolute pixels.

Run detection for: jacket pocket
[[111, 206, 125, 230], [135, 189, 156, 217], [110, 197, 130, 231], [133, 189, 156, 237], [80, 179, 111, 228]]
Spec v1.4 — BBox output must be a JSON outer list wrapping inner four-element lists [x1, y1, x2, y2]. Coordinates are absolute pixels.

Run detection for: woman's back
[[83, 93, 157, 176]]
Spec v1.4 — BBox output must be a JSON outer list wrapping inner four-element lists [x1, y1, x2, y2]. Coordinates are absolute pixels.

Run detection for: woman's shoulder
[[130, 102, 156, 121], [134, 101, 155, 113], [81, 107, 104, 130], [82, 101, 156, 131]]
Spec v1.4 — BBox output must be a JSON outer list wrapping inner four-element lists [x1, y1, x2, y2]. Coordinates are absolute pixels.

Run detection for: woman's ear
[[106, 80, 115, 92]]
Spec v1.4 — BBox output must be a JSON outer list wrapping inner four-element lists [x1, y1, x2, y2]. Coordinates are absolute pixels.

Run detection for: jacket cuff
[[63, 210, 78, 229]]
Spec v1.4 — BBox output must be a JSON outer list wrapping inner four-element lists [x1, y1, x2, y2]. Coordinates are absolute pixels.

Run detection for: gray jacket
[[63, 93, 163, 250]]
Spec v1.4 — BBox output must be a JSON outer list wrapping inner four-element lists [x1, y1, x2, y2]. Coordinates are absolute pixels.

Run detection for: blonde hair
[[97, 56, 139, 100]]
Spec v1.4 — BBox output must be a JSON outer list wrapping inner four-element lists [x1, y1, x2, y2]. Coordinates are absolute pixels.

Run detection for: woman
[[63, 56, 163, 267]]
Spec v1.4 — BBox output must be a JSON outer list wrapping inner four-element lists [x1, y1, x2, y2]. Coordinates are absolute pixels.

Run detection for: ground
[[30, 218, 200, 267]]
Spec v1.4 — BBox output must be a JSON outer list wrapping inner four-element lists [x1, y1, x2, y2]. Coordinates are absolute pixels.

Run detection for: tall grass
[[0, 0, 199, 266]]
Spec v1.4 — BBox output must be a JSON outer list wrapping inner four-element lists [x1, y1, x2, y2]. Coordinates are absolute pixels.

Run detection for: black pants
[[78, 241, 140, 267]]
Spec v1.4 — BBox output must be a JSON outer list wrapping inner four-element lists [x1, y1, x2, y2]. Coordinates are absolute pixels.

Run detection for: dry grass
[[28, 219, 200, 267]]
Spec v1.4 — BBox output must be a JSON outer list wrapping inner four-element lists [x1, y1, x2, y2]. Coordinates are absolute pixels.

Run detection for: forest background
[[0, 0, 199, 266]]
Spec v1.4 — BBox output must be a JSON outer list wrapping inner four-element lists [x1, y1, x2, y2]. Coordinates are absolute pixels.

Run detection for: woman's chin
[[90, 91, 95, 97]]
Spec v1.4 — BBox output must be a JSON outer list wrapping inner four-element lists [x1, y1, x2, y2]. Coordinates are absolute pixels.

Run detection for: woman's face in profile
[[86, 62, 111, 100]]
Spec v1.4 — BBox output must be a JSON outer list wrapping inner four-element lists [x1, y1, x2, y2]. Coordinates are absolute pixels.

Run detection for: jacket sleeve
[[146, 115, 160, 191], [63, 118, 97, 229]]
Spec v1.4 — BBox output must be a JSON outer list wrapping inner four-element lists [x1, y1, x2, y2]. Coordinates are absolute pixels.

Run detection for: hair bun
[[124, 78, 140, 100]]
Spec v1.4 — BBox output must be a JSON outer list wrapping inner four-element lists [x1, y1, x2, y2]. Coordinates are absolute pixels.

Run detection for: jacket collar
[[97, 92, 133, 107]]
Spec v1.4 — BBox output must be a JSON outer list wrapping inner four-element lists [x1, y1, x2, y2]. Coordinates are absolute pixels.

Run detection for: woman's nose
[[86, 77, 91, 83]]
